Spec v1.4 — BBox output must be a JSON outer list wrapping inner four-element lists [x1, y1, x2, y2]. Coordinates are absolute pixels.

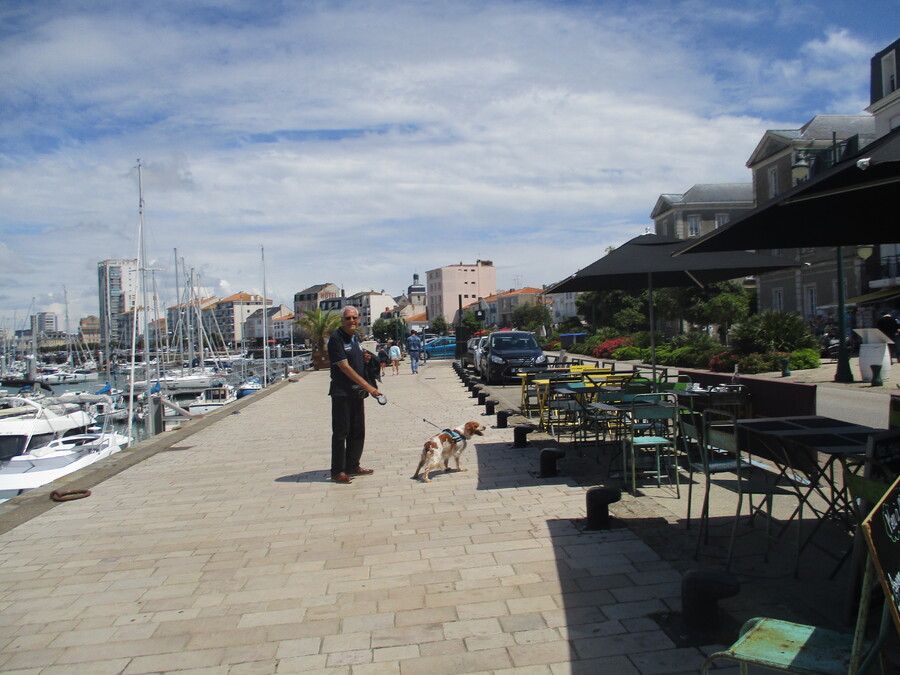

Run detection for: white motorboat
[[186, 385, 237, 415], [0, 396, 95, 461], [0, 431, 129, 502], [58, 392, 128, 424], [236, 377, 263, 399]]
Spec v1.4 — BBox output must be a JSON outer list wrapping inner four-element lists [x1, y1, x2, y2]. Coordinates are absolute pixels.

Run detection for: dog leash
[[379, 396, 443, 431]]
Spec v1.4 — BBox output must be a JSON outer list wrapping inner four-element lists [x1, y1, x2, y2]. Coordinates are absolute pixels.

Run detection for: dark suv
[[482, 331, 547, 384]]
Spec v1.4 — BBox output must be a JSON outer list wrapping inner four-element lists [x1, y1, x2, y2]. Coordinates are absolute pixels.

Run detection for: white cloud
[[0, 0, 891, 323]]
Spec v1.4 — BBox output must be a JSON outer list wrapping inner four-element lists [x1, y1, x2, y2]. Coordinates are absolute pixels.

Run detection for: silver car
[[473, 336, 489, 376]]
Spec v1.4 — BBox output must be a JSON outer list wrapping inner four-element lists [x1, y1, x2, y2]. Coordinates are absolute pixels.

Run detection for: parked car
[[424, 336, 456, 359], [481, 331, 547, 384], [473, 335, 489, 376], [463, 337, 480, 370]]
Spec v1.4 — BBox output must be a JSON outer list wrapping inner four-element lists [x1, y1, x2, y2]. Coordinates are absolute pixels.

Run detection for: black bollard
[[539, 448, 565, 477], [477, 391, 488, 405], [682, 569, 740, 635], [497, 409, 514, 428], [485, 399, 499, 415], [513, 425, 536, 448], [471, 385, 482, 399], [585, 486, 621, 529], [871, 364, 884, 387]]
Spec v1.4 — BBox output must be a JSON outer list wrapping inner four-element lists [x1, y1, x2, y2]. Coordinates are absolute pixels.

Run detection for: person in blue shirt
[[388, 340, 401, 375], [406, 330, 423, 374], [327, 306, 381, 484]]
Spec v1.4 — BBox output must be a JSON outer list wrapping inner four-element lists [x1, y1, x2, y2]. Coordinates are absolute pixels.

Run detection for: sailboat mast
[[63, 285, 72, 366], [173, 249, 183, 372], [262, 246, 268, 385]]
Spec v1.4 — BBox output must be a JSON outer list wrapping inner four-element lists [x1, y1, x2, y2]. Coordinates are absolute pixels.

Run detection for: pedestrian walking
[[406, 330, 422, 373], [388, 340, 401, 375]]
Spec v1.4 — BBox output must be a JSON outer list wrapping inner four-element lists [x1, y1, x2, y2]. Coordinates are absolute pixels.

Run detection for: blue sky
[[0, 0, 897, 327]]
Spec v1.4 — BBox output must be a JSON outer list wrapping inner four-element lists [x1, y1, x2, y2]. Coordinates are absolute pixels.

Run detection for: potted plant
[[298, 308, 340, 370]]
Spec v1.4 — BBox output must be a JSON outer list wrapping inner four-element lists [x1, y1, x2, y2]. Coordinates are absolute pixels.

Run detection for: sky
[[1, 0, 897, 329]]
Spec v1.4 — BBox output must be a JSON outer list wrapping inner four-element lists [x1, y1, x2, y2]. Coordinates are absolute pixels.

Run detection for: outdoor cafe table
[[734, 416, 883, 573]]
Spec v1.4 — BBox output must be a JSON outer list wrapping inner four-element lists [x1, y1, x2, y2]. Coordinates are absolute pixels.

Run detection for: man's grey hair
[[342, 306, 360, 318]]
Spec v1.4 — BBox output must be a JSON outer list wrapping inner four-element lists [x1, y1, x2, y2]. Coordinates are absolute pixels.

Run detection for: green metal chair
[[700, 452, 895, 674], [623, 392, 679, 495]]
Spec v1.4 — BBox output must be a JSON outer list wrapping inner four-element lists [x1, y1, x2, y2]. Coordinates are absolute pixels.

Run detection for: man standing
[[406, 330, 422, 374], [328, 306, 381, 484]]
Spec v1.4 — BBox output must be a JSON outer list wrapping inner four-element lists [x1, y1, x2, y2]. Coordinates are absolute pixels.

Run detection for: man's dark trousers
[[331, 395, 365, 476]]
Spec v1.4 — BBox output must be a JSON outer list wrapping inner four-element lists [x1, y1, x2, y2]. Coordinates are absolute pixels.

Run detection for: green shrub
[[790, 348, 821, 370], [670, 331, 723, 351], [631, 331, 664, 349], [708, 351, 738, 372], [731, 311, 819, 354], [613, 346, 643, 361], [738, 352, 770, 374]]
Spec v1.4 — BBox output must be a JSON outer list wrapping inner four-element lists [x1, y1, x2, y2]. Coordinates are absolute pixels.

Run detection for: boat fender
[[50, 489, 91, 502]]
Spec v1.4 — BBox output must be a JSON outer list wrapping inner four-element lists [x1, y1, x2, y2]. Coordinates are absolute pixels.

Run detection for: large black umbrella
[[679, 126, 900, 254], [547, 234, 800, 377]]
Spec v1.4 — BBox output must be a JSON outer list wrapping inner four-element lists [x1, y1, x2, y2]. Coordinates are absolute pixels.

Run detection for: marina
[[0, 352, 310, 502]]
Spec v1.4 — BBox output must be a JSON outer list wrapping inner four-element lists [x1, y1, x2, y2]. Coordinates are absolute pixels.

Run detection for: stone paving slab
[[0, 361, 711, 674]]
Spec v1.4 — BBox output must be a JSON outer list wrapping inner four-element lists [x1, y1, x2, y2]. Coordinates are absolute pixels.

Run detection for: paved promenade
[[0, 361, 713, 674]]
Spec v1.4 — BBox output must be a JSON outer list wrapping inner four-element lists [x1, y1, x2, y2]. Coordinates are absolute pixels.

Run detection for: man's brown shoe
[[332, 472, 352, 483], [349, 467, 374, 475]]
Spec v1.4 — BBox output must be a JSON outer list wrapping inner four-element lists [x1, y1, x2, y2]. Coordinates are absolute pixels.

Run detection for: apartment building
[[347, 291, 395, 336], [208, 292, 269, 347], [245, 305, 294, 341], [748, 114, 875, 319], [79, 315, 101, 345], [426, 260, 497, 325], [294, 283, 340, 317], [98, 258, 139, 347], [651, 184, 753, 240]]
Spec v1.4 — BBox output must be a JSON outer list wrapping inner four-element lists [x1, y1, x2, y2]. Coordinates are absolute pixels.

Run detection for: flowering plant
[[592, 336, 633, 359]]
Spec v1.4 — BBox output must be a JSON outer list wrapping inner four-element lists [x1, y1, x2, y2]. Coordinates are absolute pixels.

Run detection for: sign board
[[862, 473, 900, 637], [853, 328, 894, 345]]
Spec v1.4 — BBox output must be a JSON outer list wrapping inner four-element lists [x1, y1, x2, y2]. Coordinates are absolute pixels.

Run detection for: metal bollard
[[871, 364, 884, 387], [781, 357, 791, 377], [513, 425, 536, 448], [471, 385, 482, 399], [585, 486, 621, 529], [485, 399, 499, 415], [539, 448, 565, 477], [477, 391, 488, 405], [497, 409, 514, 428], [682, 569, 740, 635]]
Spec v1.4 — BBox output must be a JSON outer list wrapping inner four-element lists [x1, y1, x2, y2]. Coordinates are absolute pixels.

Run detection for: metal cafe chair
[[693, 409, 772, 570], [622, 392, 680, 495], [679, 406, 705, 531], [701, 466, 894, 675]]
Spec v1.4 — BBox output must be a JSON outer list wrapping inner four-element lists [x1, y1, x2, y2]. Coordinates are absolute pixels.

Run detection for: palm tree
[[297, 308, 341, 370]]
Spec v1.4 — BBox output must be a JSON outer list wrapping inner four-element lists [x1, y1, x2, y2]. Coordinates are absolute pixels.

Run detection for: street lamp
[[790, 138, 859, 383]]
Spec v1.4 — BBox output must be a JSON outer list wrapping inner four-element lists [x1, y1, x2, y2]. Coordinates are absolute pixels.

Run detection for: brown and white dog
[[413, 421, 485, 483]]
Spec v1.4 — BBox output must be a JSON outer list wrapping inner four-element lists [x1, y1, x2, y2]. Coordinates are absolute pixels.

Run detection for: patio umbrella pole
[[648, 272, 656, 385]]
